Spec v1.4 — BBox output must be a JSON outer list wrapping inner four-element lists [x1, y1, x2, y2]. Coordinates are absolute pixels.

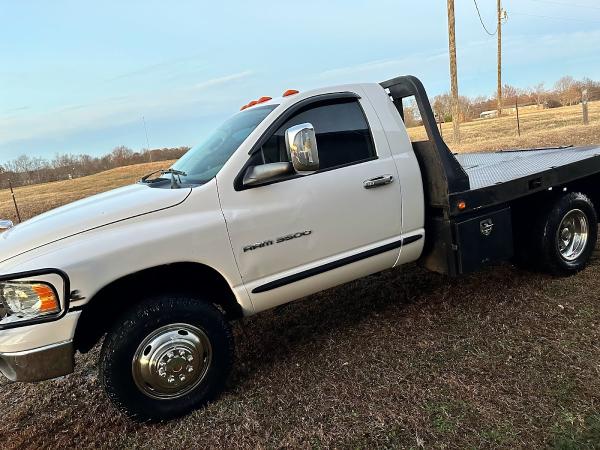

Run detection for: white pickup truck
[[1, 75, 599, 421]]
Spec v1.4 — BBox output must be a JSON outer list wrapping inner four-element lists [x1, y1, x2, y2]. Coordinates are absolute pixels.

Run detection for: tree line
[[0, 146, 189, 189], [405, 75, 600, 126]]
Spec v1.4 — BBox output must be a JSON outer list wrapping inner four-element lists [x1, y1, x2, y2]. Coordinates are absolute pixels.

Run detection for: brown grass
[[1, 104, 600, 448], [0, 160, 175, 223], [408, 100, 600, 153]]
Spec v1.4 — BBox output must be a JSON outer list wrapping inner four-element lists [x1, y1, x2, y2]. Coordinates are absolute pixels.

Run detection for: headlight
[[0, 281, 60, 325]]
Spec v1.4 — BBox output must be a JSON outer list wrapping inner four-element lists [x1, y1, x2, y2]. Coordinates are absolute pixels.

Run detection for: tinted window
[[258, 99, 375, 170]]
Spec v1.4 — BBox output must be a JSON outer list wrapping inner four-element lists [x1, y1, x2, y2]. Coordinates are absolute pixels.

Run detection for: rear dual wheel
[[518, 192, 598, 275]]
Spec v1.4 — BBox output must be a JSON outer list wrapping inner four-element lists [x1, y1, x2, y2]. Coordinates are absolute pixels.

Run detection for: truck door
[[217, 92, 406, 311]]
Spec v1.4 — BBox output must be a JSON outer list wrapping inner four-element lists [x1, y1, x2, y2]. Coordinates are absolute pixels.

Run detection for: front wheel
[[537, 192, 598, 276], [99, 295, 234, 422]]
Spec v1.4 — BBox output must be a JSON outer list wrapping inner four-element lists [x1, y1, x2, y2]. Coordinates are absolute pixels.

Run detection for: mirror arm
[[242, 162, 293, 187]]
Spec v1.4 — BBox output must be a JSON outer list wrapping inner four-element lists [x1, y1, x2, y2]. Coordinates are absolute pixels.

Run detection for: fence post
[[582, 89, 589, 125], [8, 179, 22, 223], [515, 96, 521, 137]]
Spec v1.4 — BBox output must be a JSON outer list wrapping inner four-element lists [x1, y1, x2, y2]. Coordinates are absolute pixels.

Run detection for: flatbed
[[383, 75, 600, 276], [456, 145, 600, 190]]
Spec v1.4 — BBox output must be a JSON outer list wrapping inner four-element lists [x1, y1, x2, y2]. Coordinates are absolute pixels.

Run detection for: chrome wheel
[[132, 323, 212, 400], [557, 209, 589, 261]]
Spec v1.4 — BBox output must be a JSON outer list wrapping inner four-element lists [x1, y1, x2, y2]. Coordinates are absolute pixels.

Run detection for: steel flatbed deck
[[455, 146, 600, 190], [449, 145, 600, 216]]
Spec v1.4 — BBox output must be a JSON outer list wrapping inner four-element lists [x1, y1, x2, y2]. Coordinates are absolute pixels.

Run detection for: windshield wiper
[[162, 169, 187, 189], [140, 169, 164, 183], [140, 168, 188, 188]]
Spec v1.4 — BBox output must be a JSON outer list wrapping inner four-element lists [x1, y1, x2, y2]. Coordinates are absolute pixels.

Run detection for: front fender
[[0, 180, 252, 326]]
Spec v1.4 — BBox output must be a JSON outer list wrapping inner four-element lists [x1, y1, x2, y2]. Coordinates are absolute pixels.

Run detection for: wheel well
[[73, 262, 243, 353], [511, 178, 600, 223], [510, 179, 600, 249]]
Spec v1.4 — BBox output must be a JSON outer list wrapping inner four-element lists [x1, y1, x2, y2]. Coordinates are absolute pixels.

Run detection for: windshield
[[171, 105, 277, 185]]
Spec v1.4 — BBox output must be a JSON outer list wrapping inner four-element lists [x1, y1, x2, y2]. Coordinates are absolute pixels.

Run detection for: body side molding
[[252, 234, 423, 294]]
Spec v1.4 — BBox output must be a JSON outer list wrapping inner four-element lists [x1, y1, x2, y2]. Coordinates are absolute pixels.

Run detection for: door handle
[[363, 174, 394, 189]]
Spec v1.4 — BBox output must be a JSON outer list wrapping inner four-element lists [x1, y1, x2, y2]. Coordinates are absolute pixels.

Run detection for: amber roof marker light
[[241, 92, 291, 111]]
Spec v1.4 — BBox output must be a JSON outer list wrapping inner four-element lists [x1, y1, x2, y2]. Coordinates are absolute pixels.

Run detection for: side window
[[258, 99, 376, 170]]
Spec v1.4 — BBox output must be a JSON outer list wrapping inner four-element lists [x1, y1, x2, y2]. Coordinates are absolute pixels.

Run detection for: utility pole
[[447, 0, 461, 144], [497, 0, 503, 116], [142, 116, 152, 162]]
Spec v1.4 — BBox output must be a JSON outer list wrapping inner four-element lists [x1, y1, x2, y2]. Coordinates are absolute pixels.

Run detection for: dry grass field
[[0, 160, 176, 223], [1, 104, 600, 448], [408, 100, 600, 153]]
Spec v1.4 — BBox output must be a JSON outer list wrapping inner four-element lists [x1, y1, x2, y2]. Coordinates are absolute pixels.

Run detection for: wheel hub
[[557, 209, 589, 261], [132, 323, 212, 399]]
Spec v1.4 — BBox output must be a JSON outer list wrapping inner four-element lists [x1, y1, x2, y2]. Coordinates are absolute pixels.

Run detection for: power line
[[526, 0, 600, 11], [511, 11, 600, 24], [473, 0, 497, 36]]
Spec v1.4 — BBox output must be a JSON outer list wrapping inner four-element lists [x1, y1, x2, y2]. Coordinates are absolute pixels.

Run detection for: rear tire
[[535, 192, 597, 276], [99, 295, 234, 422]]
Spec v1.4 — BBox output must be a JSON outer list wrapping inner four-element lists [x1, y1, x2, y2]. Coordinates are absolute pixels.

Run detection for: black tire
[[99, 295, 234, 422], [535, 192, 598, 276]]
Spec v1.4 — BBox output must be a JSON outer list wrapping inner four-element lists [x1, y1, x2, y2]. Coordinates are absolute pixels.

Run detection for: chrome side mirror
[[285, 123, 319, 175], [242, 162, 293, 187], [0, 220, 14, 231]]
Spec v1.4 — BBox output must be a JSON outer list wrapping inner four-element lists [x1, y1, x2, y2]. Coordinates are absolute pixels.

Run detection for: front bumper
[[0, 340, 74, 382]]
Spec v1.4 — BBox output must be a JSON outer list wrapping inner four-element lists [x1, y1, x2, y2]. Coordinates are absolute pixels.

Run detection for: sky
[[1, 0, 599, 164]]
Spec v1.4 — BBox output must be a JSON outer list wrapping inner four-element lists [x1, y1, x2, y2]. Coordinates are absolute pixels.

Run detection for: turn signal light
[[457, 200, 467, 211], [32, 284, 60, 313], [283, 89, 299, 97]]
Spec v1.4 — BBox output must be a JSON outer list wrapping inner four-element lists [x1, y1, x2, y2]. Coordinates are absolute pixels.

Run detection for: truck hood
[[0, 184, 191, 264]]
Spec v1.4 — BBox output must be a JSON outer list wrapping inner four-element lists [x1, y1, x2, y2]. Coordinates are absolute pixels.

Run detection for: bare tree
[[530, 83, 547, 107], [432, 93, 453, 122], [110, 145, 135, 166], [555, 76, 580, 106]]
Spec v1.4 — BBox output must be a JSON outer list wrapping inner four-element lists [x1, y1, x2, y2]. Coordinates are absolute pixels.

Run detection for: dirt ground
[[1, 260, 599, 448], [1, 103, 600, 448]]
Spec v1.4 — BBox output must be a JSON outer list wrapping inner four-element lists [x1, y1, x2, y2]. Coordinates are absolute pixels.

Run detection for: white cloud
[[0, 70, 255, 144], [192, 70, 254, 90], [316, 52, 448, 80]]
